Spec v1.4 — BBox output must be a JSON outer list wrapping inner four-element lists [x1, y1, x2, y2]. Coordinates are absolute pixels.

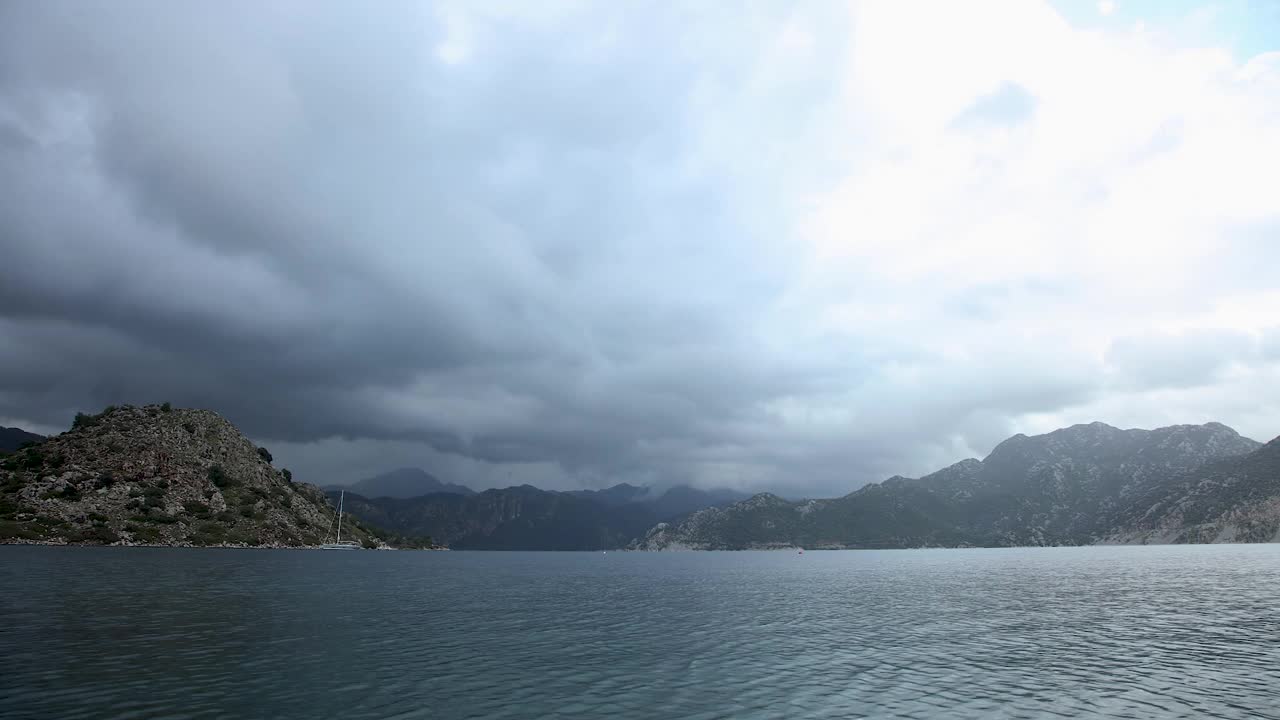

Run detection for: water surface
[[2, 544, 1279, 719]]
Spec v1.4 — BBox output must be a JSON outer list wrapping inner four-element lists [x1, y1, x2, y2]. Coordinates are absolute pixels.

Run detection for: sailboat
[[319, 490, 361, 550]]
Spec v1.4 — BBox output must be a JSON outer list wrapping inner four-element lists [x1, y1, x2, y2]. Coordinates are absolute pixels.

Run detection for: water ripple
[[2, 545, 1279, 719]]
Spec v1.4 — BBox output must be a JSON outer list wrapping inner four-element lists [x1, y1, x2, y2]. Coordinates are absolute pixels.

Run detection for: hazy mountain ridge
[[330, 482, 750, 550], [0, 405, 396, 548], [563, 483, 749, 516], [646, 485, 752, 518], [329, 467, 476, 498], [332, 485, 660, 550], [635, 422, 1269, 550], [0, 427, 45, 453], [563, 483, 651, 506]]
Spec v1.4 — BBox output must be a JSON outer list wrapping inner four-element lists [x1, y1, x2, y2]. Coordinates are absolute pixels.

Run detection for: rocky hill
[[898, 421, 1260, 546], [0, 404, 392, 548], [636, 493, 810, 550], [634, 422, 1265, 550], [1104, 436, 1280, 544]]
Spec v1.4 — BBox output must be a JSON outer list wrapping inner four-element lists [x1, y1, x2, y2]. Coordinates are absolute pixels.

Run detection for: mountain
[[331, 480, 750, 550], [900, 421, 1261, 546], [635, 483, 973, 551], [563, 483, 651, 506], [1104, 436, 1280, 544], [0, 427, 45, 453], [562, 483, 750, 518], [634, 422, 1263, 550], [0, 404, 406, 548], [332, 467, 475, 498], [332, 485, 659, 550], [647, 485, 752, 519]]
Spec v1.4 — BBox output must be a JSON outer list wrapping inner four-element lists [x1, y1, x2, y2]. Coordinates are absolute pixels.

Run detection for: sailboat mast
[[336, 490, 345, 543]]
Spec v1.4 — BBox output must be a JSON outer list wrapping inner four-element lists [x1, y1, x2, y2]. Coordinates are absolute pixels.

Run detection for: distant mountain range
[[563, 483, 750, 517], [0, 427, 45, 453], [328, 467, 476, 498], [635, 422, 1274, 550], [6, 409, 1279, 551], [327, 482, 750, 550], [332, 485, 658, 550], [563, 482, 651, 505]]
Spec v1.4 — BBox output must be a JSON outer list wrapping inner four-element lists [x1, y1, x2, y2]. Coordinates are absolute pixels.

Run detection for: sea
[[1, 544, 1278, 719]]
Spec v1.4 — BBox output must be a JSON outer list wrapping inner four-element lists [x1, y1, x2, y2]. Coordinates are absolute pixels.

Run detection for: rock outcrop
[[0, 404, 389, 548]]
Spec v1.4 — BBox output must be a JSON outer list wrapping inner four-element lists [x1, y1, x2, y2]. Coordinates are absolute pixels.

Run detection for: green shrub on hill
[[208, 464, 236, 488]]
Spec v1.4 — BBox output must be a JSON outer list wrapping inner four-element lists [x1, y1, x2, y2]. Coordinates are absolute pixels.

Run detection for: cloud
[[950, 82, 1038, 130], [1264, 328, 1280, 361], [1, 1, 1278, 493], [1105, 329, 1259, 391]]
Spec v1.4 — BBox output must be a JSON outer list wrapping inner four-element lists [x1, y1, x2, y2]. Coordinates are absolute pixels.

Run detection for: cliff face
[[0, 405, 383, 548]]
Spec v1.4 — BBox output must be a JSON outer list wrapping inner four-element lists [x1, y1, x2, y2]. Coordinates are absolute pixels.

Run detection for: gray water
[[2, 545, 1279, 719]]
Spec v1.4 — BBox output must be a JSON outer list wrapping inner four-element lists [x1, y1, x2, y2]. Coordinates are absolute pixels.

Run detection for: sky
[[1, 1, 1278, 496]]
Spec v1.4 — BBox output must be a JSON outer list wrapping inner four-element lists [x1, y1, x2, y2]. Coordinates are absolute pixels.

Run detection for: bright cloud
[[770, 2, 1280, 471]]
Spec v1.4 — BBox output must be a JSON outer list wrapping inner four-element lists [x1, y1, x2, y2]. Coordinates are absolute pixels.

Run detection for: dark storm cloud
[[4, 2, 1278, 492], [0, 1, 848, 488]]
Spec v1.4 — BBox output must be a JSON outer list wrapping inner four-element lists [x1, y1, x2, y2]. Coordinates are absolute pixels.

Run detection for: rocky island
[[0, 404, 436, 549]]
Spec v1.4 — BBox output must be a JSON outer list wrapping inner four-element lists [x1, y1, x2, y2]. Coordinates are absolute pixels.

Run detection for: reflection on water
[[2, 544, 1279, 719]]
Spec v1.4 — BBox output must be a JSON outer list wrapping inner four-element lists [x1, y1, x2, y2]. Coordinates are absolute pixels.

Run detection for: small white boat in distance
[[320, 490, 361, 550]]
